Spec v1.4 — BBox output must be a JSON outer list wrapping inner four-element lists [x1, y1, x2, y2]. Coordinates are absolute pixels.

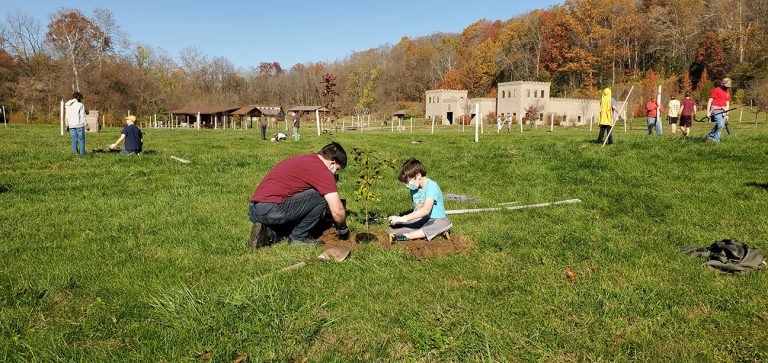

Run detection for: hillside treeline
[[1, 0, 767, 123]]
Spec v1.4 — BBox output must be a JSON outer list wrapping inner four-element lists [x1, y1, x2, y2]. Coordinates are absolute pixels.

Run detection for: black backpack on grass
[[682, 239, 766, 274]]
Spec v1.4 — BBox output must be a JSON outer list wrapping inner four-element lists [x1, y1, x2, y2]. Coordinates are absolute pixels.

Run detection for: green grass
[[1, 122, 767, 361]]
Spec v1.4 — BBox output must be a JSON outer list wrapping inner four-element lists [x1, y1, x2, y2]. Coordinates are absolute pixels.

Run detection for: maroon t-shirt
[[680, 98, 696, 116], [251, 154, 337, 203]]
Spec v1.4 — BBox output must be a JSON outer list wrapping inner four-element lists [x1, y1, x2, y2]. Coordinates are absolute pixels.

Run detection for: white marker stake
[[196, 112, 201, 130], [656, 85, 662, 134], [60, 100, 64, 135], [315, 110, 321, 135], [410, 117, 413, 133], [550, 114, 554, 132], [474, 103, 479, 143], [431, 116, 435, 134]]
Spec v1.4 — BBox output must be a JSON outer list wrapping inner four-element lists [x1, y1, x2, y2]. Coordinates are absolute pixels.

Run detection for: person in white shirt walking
[[668, 95, 682, 135]]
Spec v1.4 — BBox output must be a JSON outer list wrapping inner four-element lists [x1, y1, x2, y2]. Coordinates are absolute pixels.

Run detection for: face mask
[[405, 181, 419, 191]]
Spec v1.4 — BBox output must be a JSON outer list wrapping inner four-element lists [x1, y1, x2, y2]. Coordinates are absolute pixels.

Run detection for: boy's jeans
[[647, 117, 662, 136], [706, 111, 726, 143], [293, 127, 300, 141], [259, 124, 267, 140], [248, 189, 327, 240], [69, 126, 85, 156]]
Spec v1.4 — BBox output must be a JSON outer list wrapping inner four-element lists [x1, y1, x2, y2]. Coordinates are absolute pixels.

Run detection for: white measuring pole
[[2, 106, 6, 127], [410, 117, 413, 133], [474, 103, 479, 143], [315, 109, 321, 135], [446, 199, 582, 215]]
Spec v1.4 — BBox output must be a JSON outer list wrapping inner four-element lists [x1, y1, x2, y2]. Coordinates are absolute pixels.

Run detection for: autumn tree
[[46, 8, 109, 92], [690, 32, 729, 85], [321, 72, 340, 119]]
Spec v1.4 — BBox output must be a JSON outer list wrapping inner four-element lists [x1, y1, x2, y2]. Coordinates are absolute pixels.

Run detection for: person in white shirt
[[65, 92, 87, 156], [668, 96, 682, 135]]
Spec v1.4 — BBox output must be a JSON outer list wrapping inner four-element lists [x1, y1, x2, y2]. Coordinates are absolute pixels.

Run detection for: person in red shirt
[[679, 92, 697, 138], [705, 78, 732, 143], [248, 142, 349, 247], [646, 97, 664, 136]]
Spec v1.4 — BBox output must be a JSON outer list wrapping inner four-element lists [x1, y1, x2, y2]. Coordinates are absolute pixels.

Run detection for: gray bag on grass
[[681, 239, 766, 274]]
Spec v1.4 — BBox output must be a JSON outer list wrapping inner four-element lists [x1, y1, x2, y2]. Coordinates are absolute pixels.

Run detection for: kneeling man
[[248, 142, 349, 247]]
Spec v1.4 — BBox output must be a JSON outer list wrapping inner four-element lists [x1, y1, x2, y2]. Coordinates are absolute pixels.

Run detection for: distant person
[[596, 88, 621, 145], [109, 115, 143, 154], [679, 92, 697, 138], [258, 117, 268, 140], [388, 158, 452, 242], [506, 113, 512, 133], [667, 95, 681, 135], [496, 114, 503, 134], [706, 78, 732, 143], [65, 91, 87, 156], [292, 112, 301, 141], [248, 142, 349, 248], [270, 132, 287, 142], [646, 97, 663, 136]]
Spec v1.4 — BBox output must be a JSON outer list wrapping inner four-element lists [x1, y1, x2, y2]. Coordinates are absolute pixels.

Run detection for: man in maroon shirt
[[248, 142, 350, 247]]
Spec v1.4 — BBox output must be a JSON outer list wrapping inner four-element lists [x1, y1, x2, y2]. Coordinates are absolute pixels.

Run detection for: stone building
[[426, 81, 602, 126]]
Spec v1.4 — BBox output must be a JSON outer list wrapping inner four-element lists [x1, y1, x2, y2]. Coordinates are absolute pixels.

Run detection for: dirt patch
[[314, 228, 472, 260], [388, 235, 473, 260]]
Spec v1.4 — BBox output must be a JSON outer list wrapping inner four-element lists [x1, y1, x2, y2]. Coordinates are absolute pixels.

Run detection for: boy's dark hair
[[398, 158, 427, 182], [684, 92, 691, 97], [319, 142, 347, 168], [72, 92, 83, 101]]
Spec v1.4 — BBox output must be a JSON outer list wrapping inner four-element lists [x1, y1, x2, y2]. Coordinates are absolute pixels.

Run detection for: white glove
[[388, 215, 408, 225], [108, 144, 116, 149]]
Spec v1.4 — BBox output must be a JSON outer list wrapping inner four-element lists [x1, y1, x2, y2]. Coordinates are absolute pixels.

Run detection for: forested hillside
[[1, 0, 767, 123]]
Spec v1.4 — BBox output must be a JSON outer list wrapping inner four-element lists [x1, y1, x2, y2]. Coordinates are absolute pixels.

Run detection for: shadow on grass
[[745, 181, 768, 190]]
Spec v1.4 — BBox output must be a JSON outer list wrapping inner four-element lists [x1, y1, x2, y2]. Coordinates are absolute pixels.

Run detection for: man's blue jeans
[[248, 189, 328, 240], [706, 111, 726, 143], [69, 127, 85, 156], [647, 117, 662, 136]]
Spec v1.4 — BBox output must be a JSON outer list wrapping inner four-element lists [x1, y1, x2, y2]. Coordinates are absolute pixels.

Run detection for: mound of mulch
[[315, 228, 472, 260]]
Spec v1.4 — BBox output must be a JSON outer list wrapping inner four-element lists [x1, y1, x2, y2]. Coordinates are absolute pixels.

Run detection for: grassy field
[[1, 121, 767, 361]]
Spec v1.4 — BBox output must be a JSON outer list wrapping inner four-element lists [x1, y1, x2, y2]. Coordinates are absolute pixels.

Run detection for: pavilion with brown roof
[[171, 106, 241, 129]]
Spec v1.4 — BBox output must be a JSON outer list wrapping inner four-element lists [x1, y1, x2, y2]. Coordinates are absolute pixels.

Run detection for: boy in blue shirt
[[388, 158, 452, 242]]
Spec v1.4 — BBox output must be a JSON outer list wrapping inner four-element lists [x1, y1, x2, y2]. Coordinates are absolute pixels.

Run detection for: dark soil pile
[[315, 228, 472, 260]]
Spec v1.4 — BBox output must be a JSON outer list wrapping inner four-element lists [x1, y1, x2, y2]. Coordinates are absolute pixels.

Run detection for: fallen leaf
[[590, 267, 598, 273], [232, 351, 247, 363], [15, 286, 28, 298], [565, 268, 576, 284], [198, 350, 212, 361]]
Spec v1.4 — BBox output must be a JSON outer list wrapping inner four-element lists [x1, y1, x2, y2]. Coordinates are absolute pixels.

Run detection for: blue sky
[[2, 0, 562, 70]]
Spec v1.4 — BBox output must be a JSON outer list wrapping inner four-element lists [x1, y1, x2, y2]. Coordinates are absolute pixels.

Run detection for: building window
[[539, 113, 544, 121], [514, 90, 518, 98], [527, 89, 530, 98], [541, 89, 545, 98], [534, 90, 538, 98]]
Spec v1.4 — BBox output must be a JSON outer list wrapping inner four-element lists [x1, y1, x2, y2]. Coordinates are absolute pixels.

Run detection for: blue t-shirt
[[410, 179, 446, 218], [122, 124, 143, 152]]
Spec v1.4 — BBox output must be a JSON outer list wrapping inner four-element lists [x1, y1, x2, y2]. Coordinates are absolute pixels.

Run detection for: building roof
[[392, 109, 407, 116], [288, 106, 328, 112], [171, 106, 240, 115]]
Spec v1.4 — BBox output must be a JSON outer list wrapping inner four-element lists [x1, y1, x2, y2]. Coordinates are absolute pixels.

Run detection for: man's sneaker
[[247, 222, 272, 248], [287, 237, 324, 247], [391, 234, 409, 242]]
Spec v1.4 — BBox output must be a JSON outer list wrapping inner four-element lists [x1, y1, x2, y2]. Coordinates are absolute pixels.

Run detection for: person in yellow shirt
[[596, 88, 622, 145]]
